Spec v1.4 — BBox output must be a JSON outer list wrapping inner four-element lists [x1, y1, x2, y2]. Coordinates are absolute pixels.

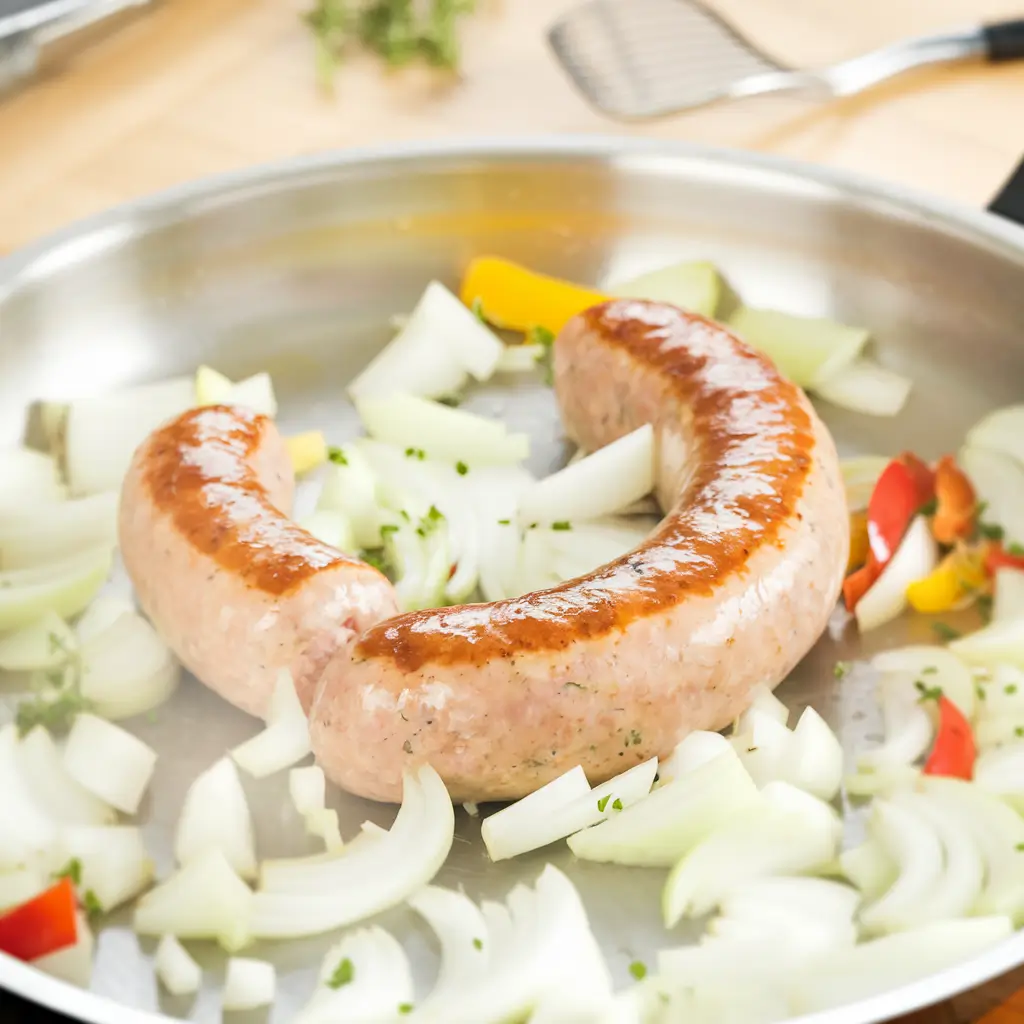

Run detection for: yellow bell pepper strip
[[459, 257, 609, 335], [285, 431, 328, 477], [906, 548, 988, 614], [847, 510, 869, 575]]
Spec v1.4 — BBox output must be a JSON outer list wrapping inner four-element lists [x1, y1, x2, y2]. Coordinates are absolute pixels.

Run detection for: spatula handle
[[983, 19, 1024, 61], [989, 156, 1024, 227]]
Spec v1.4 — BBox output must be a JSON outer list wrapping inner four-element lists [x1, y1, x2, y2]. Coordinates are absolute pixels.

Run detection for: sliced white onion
[[658, 731, 733, 783], [544, 520, 652, 582], [855, 516, 937, 631], [133, 849, 253, 951], [385, 517, 452, 612], [0, 866, 46, 911], [839, 839, 899, 901], [316, 445, 383, 550], [950, 615, 1024, 671], [355, 395, 529, 467], [959, 445, 1024, 546], [62, 713, 157, 814], [154, 934, 202, 996], [516, 425, 654, 526], [293, 926, 414, 1024], [79, 610, 180, 721], [662, 782, 841, 926], [0, 610, 76, 671], [231, 669, 311, 778], [422, 281, 504, 381], [966, 404, 1024, 467], [569, 748, 760, 868], [56, 826, 154, 912], [297, 509, 355, 553], [17, 726, 115, 826], [0, 491, 118, 572], [789, 917, 1013, 1014], [871, 645, 975, 719], [482, 757, 657, 861], [495, 343, 545, 373], [481, 764, 589, 846], [843, 764, 920, 798], [995, 570, 1024, 624], [976, 715, 1024, 750], [289, 765, 326, 816], [194, 366, 277, 417], [175, 757, 256, 880], [513, 527, 562, 595], [974, 665, 1024, 717], [719, 877, 860, 930], [732, 709, 793, 788], [223, 957, 276, 1010], [974, 743, 1024, 812], [814, 358, 912, 417], [841, 455, 890, 512], [64, 376, 195, 495], [305, 809, 344, 853], [856, 671, 934, 770], [74, 595, 135, 643], [0, 545, 113, 632], [736, 684, 790, 730], [609, 260, 721, 317], [250, 764, 453, 938], [0, 448, 66, 510], [0, 724, 59, 871], [727, 307, 869, 390], [32, 911, 93, 989]]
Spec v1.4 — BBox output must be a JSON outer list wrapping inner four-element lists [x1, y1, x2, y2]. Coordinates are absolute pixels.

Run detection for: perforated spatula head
[[548, 0, 788, 119]]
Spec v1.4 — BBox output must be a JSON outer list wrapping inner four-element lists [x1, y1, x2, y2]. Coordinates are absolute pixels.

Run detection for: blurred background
[[2, 0, 1024, 256]]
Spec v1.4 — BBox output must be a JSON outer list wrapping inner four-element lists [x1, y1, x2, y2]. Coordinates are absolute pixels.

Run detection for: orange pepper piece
[[932, 454, 977, 545], [847, 509, 869, 574]]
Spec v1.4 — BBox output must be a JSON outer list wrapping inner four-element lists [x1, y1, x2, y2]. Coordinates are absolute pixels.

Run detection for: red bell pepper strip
[[985, 541, 1024, 576], [0, 877, 78, 962], [843, 563, 878, 611], [865, 453, 935, 567], [922, 695, 976, 781]]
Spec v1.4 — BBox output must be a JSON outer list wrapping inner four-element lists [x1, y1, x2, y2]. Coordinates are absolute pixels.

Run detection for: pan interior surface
[[2, 139, 1024, 1024]]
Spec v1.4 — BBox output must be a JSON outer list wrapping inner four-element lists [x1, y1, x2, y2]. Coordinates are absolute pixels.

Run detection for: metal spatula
[[549, 0, 1024, 120]]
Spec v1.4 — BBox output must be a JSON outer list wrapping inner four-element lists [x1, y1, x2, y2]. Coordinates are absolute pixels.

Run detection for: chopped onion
[[857, 671, 933, 770], [62, 713, 157, 814], [814, 358, 912, 417], [975, 716, 1024, 750], [950, 615, 1024, 671], [513, 527, 562, 595], [481, 765, 590, 844], [609, 260, 721, 317], [289, 765, 326, 816], [250, 764, 453, 938], [0, 545, 113, 632], [658, 731, 733, 783], [74, 595, 134, 643], [0, 610, 76, 671], [973, 665, 1024, 718], [974, 743, 1024, 812], [871, 645, 975, 719], [355, 395, 529, 467], [305, 809, 344, 853], [662, 782, 841, 926], [79, 610, 180, 721], [0, 491, 118, 570], [223, 957, 276, 1011], [568, 748, 760, 868], [736, 683, 790, 730], [516, 425, 654, 526], [64, 376, 195, 495], [958, 445, 1024, 546], [732, 709, 792, 788], [134, 849, 252, 951], [297, 509, 355, 552], [316, 444, 382, 549], [195, 367, 277, 417], [154, 934, 202, 996], [0, 725, 59, 870], [0, 866, 46, 911], [720, 877, 860, 930], [175, 757, 256, 880], [294, 926, 414, 1024], [543, 520, 652, 582], [56, 826, 154, 912], [789, 917, 1013, 1014], [856, 516, 937, 631], [33, 911, 93, 989], [231, 669, 311, 778], [495, 343, 545, 373], [994, 569, 1024, 623], [482, 757, 657, 861], [840, 840, 899, 901], [844, 764, 920, 798], [841, 455, 890, 512], [385, 516, 452, 612], [17, 726, 115, 826], [0, 448, 66, 510], [966, 404, 1024, 467]]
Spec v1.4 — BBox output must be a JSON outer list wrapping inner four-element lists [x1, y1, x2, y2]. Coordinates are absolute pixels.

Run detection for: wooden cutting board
[[2, 2, 1024, 1022]]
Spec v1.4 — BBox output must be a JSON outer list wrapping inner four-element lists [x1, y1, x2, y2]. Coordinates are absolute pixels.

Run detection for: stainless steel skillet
[[1, 137, 1024, 1024]]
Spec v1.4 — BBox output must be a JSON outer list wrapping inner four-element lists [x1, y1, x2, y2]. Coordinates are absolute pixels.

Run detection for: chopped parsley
[[82, 890, 102, 917], [914, 680, 943, 703], [327, 446, 348, 465], [53, 858, 82, 886], [327, 956, 355, 989], [979, 521, 1005, 541], [1017, 843, 1024, 852], [1007, 684, 1019, 696], [932, 622, 961, 641], [612, 798, 623, 811], [833, 661, 852, 679], [497, 518, 511, 525], [359, 549, 389, 574], [918, 497, 938, 517], [437, 395, 461, 408], [455, 461, 469, 476], [380, 523, 399, 537], [472, 937, 483, 950], [1010, 542, 1024, 557], [528, 325, 556, 385], [404, 447, 426, 460], [921, 666, 938, 675], [977, 684, 987, 700], [471, 297, 486, 322], [16, 678, 92, 738], [1016, 726, 1024, 738], [597, 795, 611, 813], [551, 521, 572, 531], [398, 1005, 413, 1016], [629, 960, 648, 981]]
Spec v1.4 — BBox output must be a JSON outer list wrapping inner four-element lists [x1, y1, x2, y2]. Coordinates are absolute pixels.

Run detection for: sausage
[[118, 406, 397, 718], [309, 301, 849, 802]]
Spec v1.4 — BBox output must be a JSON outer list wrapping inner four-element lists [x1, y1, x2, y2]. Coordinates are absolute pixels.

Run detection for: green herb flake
[[932, 622, 961, 641], [54, 858, 82, 886], [979, 522, 1005, 541], [82, 890, 102, 917], [327, 446, 348, 466], [1007, 684, 1019, 696], [597, 795, 611, 812], [405, 447, 426, 460], [497, 518, 511, 526], [551, 521, 572, 531], [471, 297, 485, 322], [472, 937, 483, 950], [977, 684, 988, 700], [833, 661, 852, 679], [528, 325, 557, 385], [15, 683, 92, 738], [438, 395, 461, 408], [629, 961, 648, 981], [918, 497, 938, 517], [380, 523, 399, 537], [398, 1005, 414, 1016], [360, 549, 388, 574], [612, 798, 623, 811], [1016, 726, 1024, 738], [327, 956, 355, 989], [455, 461, 469, 476], [922, 666, 938, 675], [1017, 842, 1024, 852], [1010, 542, 1024, 557], [914, 680, 943, 703]]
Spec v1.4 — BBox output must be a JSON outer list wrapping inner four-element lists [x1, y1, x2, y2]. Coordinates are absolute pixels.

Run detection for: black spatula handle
[[983, 19, 1024, 61]]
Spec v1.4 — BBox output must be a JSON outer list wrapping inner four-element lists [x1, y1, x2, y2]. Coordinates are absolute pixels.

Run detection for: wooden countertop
[[3, 2, 1024, 1023]]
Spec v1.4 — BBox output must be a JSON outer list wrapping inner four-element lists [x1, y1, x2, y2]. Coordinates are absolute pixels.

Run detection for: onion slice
[[840, 840, 899, 902], [959, 445, 1024, 547], [950, 615, 1024, 672], [0, 610, 77, 671], [223, 957, 276, 1011], [0, 448, 65, 509], [154, 934, 202, 996], [231, 669, 311, 778], [857, 671, 934, 770], [856, 516, 937, 631], [814, 358, 912, 417], [0, 491, 118, 571], [32, 911, 93, 989], [56, 826, 154, 912], [871, 645, 975, 719], [994, 569, 1024, 624], [610, 260, 721, 317]]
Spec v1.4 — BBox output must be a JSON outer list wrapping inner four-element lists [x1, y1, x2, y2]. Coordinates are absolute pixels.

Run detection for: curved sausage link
[[118, 405, 397, 717], [309, 301, 849, 802]]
